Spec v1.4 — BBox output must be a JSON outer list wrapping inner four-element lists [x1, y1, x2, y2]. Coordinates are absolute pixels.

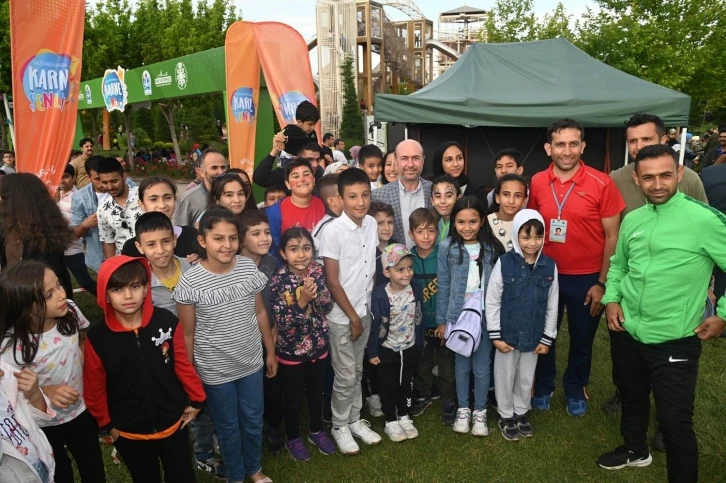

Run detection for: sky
[[235, 0, 595, 42]]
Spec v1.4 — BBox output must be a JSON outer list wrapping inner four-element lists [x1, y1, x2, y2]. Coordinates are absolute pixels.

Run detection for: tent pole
[[678, 127, 686, 166], [624, 131, 629, 165]]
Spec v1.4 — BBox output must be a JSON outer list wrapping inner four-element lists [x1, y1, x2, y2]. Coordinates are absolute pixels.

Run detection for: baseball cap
[[381, 243, 413, 268]]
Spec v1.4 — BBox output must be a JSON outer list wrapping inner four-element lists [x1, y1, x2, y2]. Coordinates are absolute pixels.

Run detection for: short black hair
[[295, 101, 320, 123], [546, 118, 584, 144], [135, 212, 173, 241], [334, 138, 343, 147], [634, 144, 678, 169], [285, 158, 313, 181], [265, 184, 287, 197], [297, 142, 322, 157], [106, 260, 148, 291], [64, 164, 75, 177], [338, 167, 370, 195], [197, 206, 240, 243], [369, 201, 394, 219], [84, 155, 106, 175], [139, 175, 177, 201], [358, 144, 383, 164], [719, 124, 726, 134], [317, 173, 339, 200], [625, 113, 666, 138], [79, 137, 94, 148], [2, 150, 14, 157], [96, 157, 124, 176], [323, 133, 334, 143], [518, 219, 545, 237], [431, 174, 461, 194], [494, 148, 521, 165], [239, 210, 269, 240]]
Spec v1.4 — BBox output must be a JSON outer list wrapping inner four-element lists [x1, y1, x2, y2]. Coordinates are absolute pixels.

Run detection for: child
[[239, 210, 284, 455], [319, 168, 382, 455], [367, 244, 424, 442], [271, 227, 335, 461], [0, 261, 104, 483], [84, 256, 205, 483], [312, 174, 343, 264], [437, 196, 505, 436], [174, 207, 276, 483], [358, 145, 383, 190], [123, 176, 200, 260], [0, 362, 55, 483], [264, 185, 287, 208], [487, 174, 528, 252], [431, 175, 461, 246], [133, 211, 223, 476], [487, 149, 524, 208], [381, 149, 398, 185], [370, 201, 397, 288], [408, 208, 456, 425], [209, 174, 250, 217], [485, 210, 558, 441], [58, 164, 98, 296], [267, 158, 326, 259]]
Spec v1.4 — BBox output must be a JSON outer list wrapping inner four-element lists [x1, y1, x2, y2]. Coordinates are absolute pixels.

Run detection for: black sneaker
[[499, 418, 519, 441], [597, 445, 652, 470], [602, 389, 622, 416], [442, 401, 456, 426], [266, 425, 284, 456], [651, 430, 666, 452], [515, 414, 533, 438], [410, 397, 432, 417], [431, 385, 441, 400]]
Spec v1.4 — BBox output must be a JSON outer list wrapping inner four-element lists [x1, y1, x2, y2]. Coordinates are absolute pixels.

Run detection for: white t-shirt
[[464, 243, 481, 302], [333, 150, 347, 164], [487, 213, 514, 252], [0, 389, 44, 475], [0, 300, 89, 426], [174, 256, 267, 385], [58, 188, 84, 256]]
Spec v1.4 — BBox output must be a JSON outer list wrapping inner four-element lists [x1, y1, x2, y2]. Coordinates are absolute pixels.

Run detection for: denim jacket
[[436, 237, 496, 326], [71, 178, 135, 272]]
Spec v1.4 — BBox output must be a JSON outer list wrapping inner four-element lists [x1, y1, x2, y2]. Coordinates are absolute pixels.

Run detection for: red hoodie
[[83, 256, 205, 437]]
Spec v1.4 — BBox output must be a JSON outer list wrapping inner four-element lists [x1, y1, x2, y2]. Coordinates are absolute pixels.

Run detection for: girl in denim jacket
[[436, 196, 504, 436]]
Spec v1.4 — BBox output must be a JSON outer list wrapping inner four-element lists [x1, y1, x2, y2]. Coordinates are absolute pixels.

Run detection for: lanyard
[[551, 181, 576, 220]]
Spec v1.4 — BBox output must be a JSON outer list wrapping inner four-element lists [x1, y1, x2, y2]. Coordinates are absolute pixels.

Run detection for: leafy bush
[[128, 160, 190, 179], [164, 142, 174, 150], [154, 141, 166, 149], [141, 138, 153, 148]]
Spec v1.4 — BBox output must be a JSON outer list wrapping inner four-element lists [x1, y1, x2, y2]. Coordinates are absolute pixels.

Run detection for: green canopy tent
[[375, 38, 691, 189]]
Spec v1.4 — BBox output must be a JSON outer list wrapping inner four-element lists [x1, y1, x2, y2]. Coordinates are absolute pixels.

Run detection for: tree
[[482, 0, 538, 43], [339, 55, 364, 152]]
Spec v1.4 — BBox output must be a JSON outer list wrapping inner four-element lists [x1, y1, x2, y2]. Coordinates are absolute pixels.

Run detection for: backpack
[[445, 289, 483, 357]]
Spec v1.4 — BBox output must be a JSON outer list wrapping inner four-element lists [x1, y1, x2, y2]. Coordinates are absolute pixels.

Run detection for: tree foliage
[[339, 55, 365, 150]]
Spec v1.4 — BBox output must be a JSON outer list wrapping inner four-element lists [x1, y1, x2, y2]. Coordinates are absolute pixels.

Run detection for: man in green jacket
[[597, 144, 726, 483]]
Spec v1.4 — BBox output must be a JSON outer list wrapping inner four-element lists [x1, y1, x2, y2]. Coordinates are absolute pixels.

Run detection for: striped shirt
[[173, 255, 267, 385]]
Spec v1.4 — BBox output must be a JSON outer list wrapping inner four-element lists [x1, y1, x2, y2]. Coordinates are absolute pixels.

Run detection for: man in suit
[[372, 139, 432, 247]]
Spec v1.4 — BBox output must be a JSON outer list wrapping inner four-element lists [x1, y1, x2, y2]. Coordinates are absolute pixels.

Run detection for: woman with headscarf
[[432, 141, 488, 206]]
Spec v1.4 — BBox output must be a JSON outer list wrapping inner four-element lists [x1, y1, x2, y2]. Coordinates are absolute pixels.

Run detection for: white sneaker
[[453, 408, 471, 433], [331, 425, 360, 455], [366, 395, 384, 418], [398, 416, 419, 440], [471, 409, 489, 437], [349, 419, 382, 445], [384, 421, 407, 442]]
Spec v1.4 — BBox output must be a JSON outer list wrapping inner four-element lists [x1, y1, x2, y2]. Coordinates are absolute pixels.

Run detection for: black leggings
[[40, 410, 106, 483], [278, 357, 327, 440], [113, 426, 195, 483]]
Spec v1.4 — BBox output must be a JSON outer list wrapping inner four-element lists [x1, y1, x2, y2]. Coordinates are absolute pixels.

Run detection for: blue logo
[[231, 87, 256, 124], [277, 91, 310, 125], [142, 70, 152, 96], [84, 85, 92, 105], [21, 50, 76, 112], [102, 67, 128, 112]]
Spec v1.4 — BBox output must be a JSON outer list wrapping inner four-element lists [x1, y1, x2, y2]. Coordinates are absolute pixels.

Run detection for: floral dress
[[270, 263, 333, 363]]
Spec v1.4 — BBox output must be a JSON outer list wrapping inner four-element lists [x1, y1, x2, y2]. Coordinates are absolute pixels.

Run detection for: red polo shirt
[[527, 161, 625, 275]]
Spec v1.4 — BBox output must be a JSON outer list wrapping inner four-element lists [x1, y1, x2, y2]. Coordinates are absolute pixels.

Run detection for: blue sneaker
[[531, 394, 551, 411], [567, 399, 587, 417]]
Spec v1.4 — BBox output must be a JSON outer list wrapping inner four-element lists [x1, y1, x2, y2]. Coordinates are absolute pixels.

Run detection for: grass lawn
[[71, 288, 726, 483]]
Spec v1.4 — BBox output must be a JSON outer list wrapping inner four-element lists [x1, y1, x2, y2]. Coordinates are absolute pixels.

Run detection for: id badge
[[550, 219, 568, 243]]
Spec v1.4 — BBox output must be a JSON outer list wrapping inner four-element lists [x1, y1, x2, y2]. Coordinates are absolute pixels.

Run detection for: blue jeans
[[534, 272, 601, 400], [454, 336, 492, 411], [204, 369, 264, 481]]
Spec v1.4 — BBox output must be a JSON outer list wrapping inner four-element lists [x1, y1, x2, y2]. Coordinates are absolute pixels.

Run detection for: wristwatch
[[595, 281, 606, 289]]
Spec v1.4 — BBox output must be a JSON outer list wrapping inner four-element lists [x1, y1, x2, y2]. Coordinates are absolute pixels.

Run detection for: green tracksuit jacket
[[602, 191, 726, 344]]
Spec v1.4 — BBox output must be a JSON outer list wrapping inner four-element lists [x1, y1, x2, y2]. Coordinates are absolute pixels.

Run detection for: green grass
[[71, 287, 726, 483]]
